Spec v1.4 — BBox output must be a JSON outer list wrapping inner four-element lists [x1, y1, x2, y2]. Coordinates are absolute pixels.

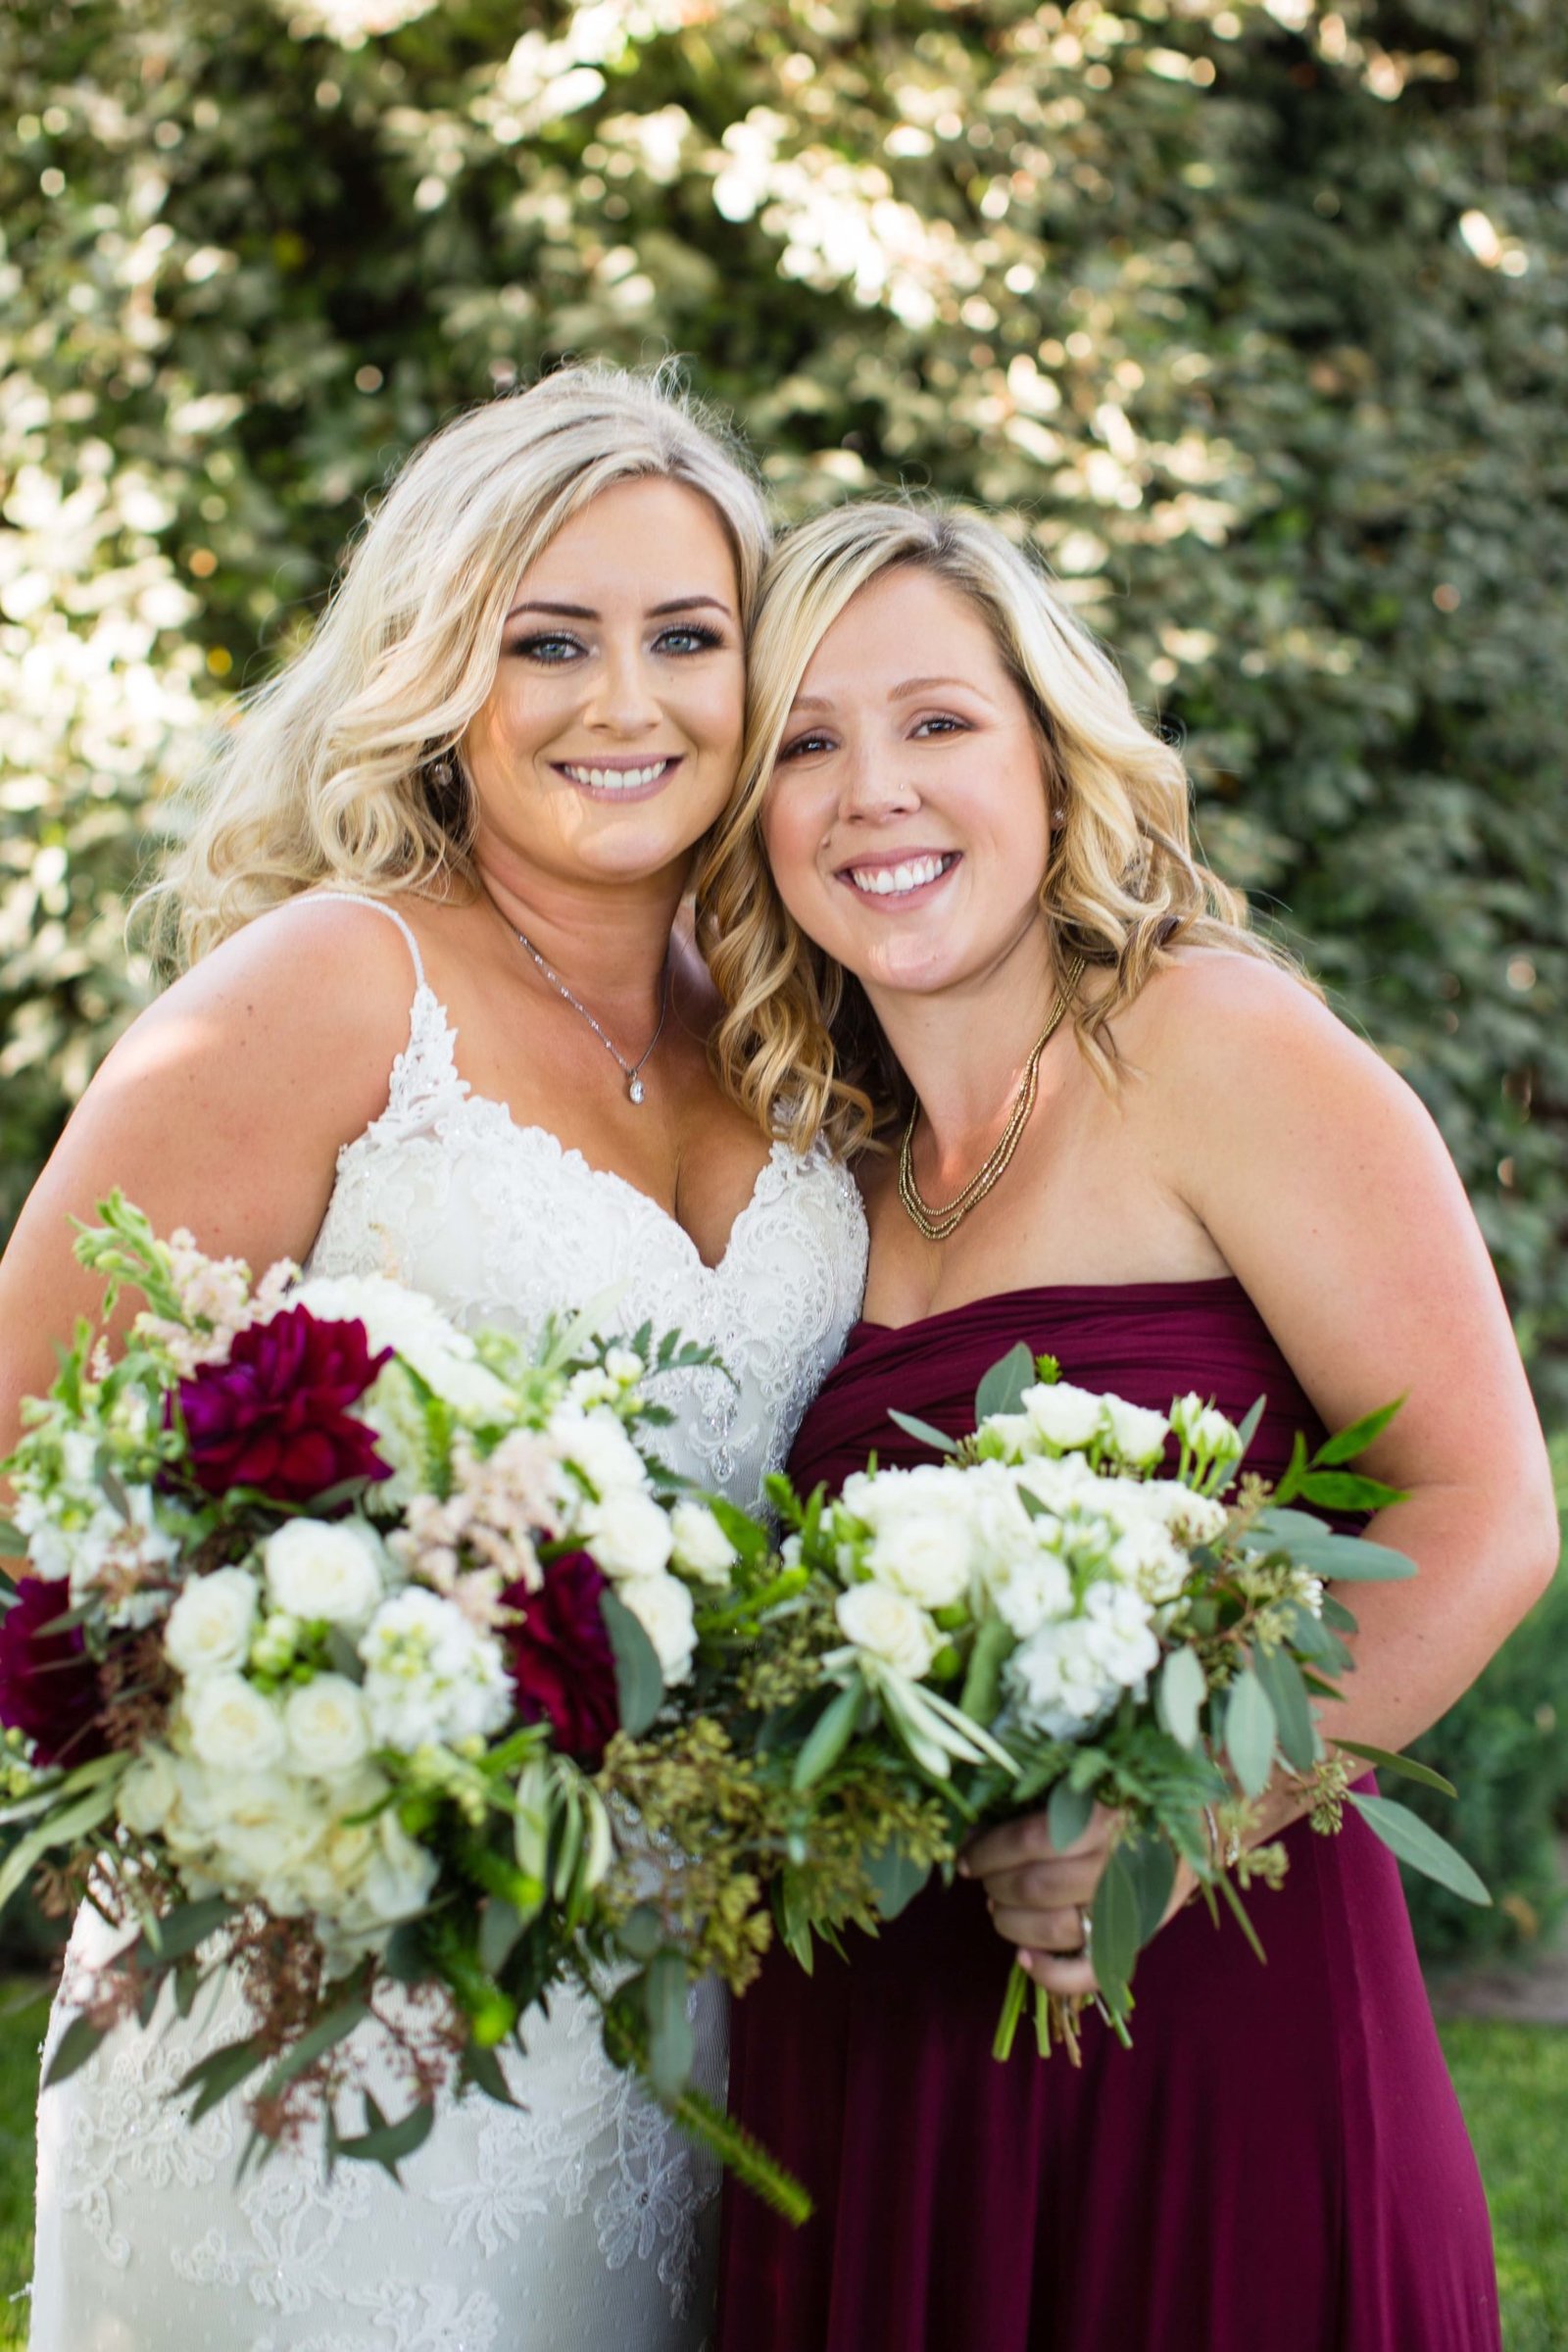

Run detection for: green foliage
[[1439, 2020, 1568, 2350]]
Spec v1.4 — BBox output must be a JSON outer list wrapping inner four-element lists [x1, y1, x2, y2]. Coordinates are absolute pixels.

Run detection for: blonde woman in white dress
[[0, 366, 867, 2352]]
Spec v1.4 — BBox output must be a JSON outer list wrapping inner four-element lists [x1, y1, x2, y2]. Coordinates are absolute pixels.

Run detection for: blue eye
[[656, 623, 725, 655], [511, 632, 584, 664]]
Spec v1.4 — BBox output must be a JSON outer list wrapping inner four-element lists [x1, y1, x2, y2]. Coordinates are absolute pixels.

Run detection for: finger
[[1020, 1947, 1100, 1998], [977, 1861, 1102, 1913], [988, 1903, 1087, 1954], [962, 1800, 1117, 1880]]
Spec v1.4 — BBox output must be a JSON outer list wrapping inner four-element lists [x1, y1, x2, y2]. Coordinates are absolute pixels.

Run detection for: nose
[[838, 736, 918, 822], [585, 637, 662, 736]]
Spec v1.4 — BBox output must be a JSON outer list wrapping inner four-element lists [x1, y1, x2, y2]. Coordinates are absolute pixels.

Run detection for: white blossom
[[834, 1583, 940, 1679], [358, 1589, 512, 1750], [282, 1675, 373, 1778], [162, 1567, 259, 1679], [183, 1675, 287, 1773], [263, 1518, 385, 1626], [619, 1572, 697, 1686], [669, 1499, 736, 1587]]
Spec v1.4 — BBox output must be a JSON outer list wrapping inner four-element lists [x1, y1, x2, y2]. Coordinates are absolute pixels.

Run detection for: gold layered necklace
[[897, 953, 1086, 1244]]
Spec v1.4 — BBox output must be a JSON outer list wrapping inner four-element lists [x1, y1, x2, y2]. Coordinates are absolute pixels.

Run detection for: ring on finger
[[1073, 1903, 1093, 1959]]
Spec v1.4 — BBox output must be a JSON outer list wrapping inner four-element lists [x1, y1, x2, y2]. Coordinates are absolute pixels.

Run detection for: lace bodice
[[28, 897, 868, 2352]]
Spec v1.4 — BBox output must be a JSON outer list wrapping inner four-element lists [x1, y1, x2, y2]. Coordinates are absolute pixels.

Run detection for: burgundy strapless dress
[[718, 1280, 1499, 2352]]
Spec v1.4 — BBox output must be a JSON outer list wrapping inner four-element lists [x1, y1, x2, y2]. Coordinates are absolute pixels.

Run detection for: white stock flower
[[988, 1551, 1073, 1639], [358, 1589, 512, 1750], [1102, 1396, 1171, 1467], [163, 1567, 260, 1679], [184, 1675, 287, 1773], [1109, 1519, 1188, 1603], [579, 1489, 674, 1582], [263, 1518, 385, 1626], [619, 1572, 697, 1687], [1154, 1487, 1229, 1546], [835, 1583, 940, 1679], [1021, 1382, 1104, 1451], [669, 1500, 736, 1587], [283, 1675, 372, 1778], [290, 1273, 513, 1418]]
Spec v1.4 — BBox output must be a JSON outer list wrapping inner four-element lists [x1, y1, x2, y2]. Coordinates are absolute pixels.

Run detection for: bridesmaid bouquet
[[0, 1195, 852, 2209], [761, 1343, 1489, 2056]]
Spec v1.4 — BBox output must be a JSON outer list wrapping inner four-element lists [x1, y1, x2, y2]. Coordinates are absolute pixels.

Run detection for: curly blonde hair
[[698, 498, 1298, 1155], [143, 362, 771, 970]]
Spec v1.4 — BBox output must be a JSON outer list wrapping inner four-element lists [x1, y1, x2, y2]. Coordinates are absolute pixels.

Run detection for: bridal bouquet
[[0, 1194, 887, 2209], [760, 1344, 1488, 2055]]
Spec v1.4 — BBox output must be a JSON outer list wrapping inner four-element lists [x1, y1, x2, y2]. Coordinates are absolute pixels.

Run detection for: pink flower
[[0, 1580, 108, 1766], [173, 1305, 391, 1504]]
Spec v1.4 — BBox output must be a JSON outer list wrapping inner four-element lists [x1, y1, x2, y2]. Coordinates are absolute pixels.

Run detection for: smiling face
[[760, 564, 1054, 1004], [461, 474, 746, 895]]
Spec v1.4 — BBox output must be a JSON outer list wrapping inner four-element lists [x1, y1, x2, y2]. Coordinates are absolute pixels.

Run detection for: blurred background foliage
[[1, 0, 1564, 1959]]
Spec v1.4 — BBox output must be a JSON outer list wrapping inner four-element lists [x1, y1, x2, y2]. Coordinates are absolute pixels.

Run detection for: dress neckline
[[854, 1273, 1248, 1342]]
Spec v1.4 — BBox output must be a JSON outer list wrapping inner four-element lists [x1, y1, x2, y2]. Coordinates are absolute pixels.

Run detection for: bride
[[0, 365, 867, 2350]]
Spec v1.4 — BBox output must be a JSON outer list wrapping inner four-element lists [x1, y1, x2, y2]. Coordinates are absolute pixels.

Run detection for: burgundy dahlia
[[174, 1306, 392, 1504], [502, 1550, 620, 1767], [0, 1579, 109, 1767]]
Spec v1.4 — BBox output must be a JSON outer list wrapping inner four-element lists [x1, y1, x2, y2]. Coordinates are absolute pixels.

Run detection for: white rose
[[359, 1589, 512, 1750], [834, 1583, 939, 1679], [975, 1411, 1036, 1461], [579, 1490, 674, 1582], [1170, 1394, 1244, 1461], [669, 1500, 736, 1588], [283, 1675, 372, 1778], [619, 1573, 697, 1687], [263, 1518, 385, 1626], [865, 1515, 971, 1611], [184, 1675, 286, 1773], [290, 1274, 512, 1418], [1102, 1396, 1171, 1468], [1021, 1382, 1104, 1451], [605, 1348, 644, 1385], [164, 1567, 260, 1679], [203, 1772, 322, 1906], [350, 1810, 441, 1931], [554, 1409, 650, 1503], [116, 1745, 181, 1838]]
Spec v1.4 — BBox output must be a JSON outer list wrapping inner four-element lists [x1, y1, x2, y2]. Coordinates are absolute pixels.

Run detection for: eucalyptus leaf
[[132, 1893, 232, 1969], [1047, 1777, 1094, 1853], [1348, 1793, 1491, 1906], [334, 2093, 435, 2180], [885, 1409, 960, 1455], [1155, 1645, 1205, 1750], [957, 1616, 1013, 1728], [792, 1680, 861, 1791], [1225, 1667, 1277, 1798], [258, 1997, 372, 2102], [1089, 1846, 1140, 2009], [864, 1842, 931, 1921], [974, 1344, 1035, 1426], [643, 1950, 694, 2100], [1249, 1644, 1317, 1772], [459, 2039, 519, 2109], [178, 2034, 270, 2122], [1336, 1740, 1456, 1798], [1121, 1833, 1177, 1945], [600, 1590, 664, 1737], [42, 2012, 108, 2090]]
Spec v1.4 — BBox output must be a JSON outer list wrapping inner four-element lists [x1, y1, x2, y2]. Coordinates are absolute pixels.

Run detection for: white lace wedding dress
[[27, 898, 867, 2352]]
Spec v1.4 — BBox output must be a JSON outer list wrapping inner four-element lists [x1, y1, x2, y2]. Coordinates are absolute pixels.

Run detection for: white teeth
[[847, 855, 951, 898], [563, 760, 671, 791]]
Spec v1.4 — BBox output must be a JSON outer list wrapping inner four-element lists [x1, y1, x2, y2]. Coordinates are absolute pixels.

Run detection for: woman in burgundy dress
[[697, 499, 1558, 2350]]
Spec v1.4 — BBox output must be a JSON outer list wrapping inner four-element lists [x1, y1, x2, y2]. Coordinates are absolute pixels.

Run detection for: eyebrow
[[790, 674, 991, 711], [505, 594, 734, 622]]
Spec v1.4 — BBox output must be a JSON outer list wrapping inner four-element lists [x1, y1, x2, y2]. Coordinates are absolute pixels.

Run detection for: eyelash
[[777, 713, 969, 760], [509, 623, 726, 664]]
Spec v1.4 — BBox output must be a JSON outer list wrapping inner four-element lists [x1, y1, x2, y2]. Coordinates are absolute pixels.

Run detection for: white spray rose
[[164, 1567, 260, 1679], [864, 1514, 972, 1611], [203, 1771, 323, 1906], [1102, 1396, 1171, 1468], [263, 1518, 385, 1626], [835, 1584, 940, 1679], [669, 1500, 736, 1588], [350, 1810, 441, 1931], [283, 1675, 372, 1778], [116, 1745, 181, 1838], [1021, 1381, 1104, 1451], [555, 1409, 650, 1503], [184, 1675, 286, 1772], [290, 1273, 513, 1418], [579, 1490, 675, 1582], [619, 1572, 697, 1687], [1170, 1394, 1244, 1462]]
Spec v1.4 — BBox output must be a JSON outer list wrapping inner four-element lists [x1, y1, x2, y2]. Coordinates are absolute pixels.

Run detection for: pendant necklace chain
[[898, 954, 1087, 1243], [512, 925, 670, 1106]]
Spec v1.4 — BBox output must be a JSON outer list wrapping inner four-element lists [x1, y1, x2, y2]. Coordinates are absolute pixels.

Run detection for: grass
[[0, 1985, 1555, 2347]]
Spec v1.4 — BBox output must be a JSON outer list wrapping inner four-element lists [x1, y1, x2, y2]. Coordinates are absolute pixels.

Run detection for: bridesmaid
[[698, 500, 1558, 2351]]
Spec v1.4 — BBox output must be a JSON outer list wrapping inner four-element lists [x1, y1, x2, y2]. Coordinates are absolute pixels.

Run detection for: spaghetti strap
[[301, 890, 427, 993]]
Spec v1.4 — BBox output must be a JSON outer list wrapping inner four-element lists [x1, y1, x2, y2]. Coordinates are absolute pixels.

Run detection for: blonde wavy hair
[[144, 362, 771, 970], [699, 499, 1299, 1156]]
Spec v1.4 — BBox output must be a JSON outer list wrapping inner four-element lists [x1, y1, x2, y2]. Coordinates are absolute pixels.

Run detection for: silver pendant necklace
[[513, 926, 670, 1105]]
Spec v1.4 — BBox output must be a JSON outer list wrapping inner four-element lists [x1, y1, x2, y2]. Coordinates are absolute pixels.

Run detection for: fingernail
[[956, 1858, 970, 1878]]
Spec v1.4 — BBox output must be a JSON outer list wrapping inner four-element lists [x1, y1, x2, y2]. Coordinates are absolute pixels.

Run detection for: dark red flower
[[173, 1306, 392, 1504], [502, 1550, 620, 1767], [0, 1579, 108, 1767]]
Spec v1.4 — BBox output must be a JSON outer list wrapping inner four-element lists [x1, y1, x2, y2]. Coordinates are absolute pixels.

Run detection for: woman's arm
[[968, 954, 1559, 1986], [0, 899, 418, 1481]]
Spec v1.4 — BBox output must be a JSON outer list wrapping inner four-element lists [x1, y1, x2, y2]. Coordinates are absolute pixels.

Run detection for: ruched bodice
[[29, 897, 869, 2352], [720, 1281, 1499, 2352]]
